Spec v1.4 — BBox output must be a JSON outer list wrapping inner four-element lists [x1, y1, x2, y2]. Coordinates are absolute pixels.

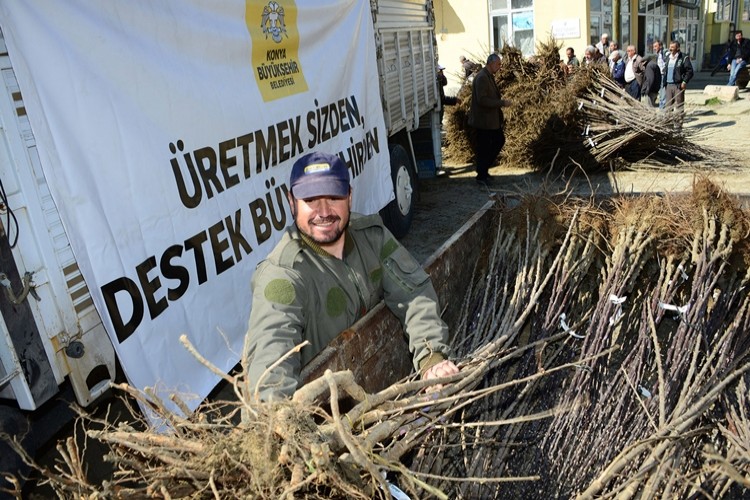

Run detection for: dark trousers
[[625, 80, 641, 99], [474, 127, 505, 179], [665, 83, 686, 126]]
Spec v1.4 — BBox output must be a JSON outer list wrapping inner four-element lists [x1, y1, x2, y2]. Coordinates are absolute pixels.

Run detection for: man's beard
[[293, 208, 349, 245]]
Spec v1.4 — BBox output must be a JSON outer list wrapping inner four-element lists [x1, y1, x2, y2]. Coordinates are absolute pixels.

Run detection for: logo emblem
[[261, 2, 286, 44], [246, 0, 308, 101]]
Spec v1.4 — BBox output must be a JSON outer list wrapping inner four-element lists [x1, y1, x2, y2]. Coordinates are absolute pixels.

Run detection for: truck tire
[[380, 144, 417, 239]]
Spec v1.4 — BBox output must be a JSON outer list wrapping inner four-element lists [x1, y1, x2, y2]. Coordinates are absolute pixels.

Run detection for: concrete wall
[[534, 0, 589, 61], [434, 0, 490, 92], [434, 0, 590, 92]]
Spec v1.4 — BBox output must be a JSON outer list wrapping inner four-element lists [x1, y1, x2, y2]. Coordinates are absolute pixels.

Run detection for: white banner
[[0, 0, 391, 411]]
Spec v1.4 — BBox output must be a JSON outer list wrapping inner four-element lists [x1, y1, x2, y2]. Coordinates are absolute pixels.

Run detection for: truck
[[0, 0, 443, 483]]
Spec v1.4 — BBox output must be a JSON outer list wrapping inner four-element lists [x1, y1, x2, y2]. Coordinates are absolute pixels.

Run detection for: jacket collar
[[298, 228, 354, 259]]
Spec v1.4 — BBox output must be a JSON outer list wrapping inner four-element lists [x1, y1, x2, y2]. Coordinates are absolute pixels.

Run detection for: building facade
[[435, 0, 750, 89]]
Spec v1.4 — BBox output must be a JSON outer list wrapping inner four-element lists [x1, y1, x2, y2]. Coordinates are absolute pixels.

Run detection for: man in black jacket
[[664, 41, 693, 127], [727, 30, 750, 86], [468, 54, 512, 186], [640, 56, 662, 107]]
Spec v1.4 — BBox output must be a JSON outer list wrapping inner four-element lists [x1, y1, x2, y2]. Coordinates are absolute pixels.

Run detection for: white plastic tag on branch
[[388, 483, 411, 500], [678, 263, 689, 281], [560, 313, 584, 339], [600, 87, 606, 97], [658, 301, 688, 315], [381, 472, 411, 500], [609, 294, 627, 305], [638, 385, 652, 398], [668, 263, 689, 285], [608, 294, 626, 326]]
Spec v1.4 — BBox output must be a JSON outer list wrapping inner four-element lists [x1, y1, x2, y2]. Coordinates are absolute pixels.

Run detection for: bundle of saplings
[[444, 40, 710, 173], [409, 177, 750, 498], [6, 179, 749, 499]]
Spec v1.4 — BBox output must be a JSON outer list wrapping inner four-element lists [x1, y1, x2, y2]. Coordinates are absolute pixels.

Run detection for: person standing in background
[[459, 55, 479, 79], [652, 39, 668, 108], [583, 45, 603, 66], [726, 31, 750, 86], [607, 41, 620, 72], [641, 56, 662, 107], [596, 33, 610, 60], [565, 47, 580, 73], [664, 40, 693, 128], [437, 64, 458, 124], [623, 45, 644, 99], [468, 54, 512, 186], [610, 50, 626, 88]]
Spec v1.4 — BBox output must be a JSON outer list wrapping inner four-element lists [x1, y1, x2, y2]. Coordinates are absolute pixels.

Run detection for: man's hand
[[422, 359, 460, 392]]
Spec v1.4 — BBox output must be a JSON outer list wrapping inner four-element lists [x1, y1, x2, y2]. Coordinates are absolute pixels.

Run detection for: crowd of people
[[565, 34, 694, 124], [446, 38, 696, 185]]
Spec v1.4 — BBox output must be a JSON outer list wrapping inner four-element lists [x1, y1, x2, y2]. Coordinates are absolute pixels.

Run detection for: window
[[591, 0, 631, 46], [590, 14, 601, 46], [744, 0, 750, 21], [492, 15, 509, 50], [639, 0, 667, 15], [672, 4, 700, 60], [491, 0, 534, 56], [716, 0, 732, 21]]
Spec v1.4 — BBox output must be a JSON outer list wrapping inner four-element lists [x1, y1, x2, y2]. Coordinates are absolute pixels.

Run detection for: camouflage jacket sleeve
[[375, 223, 451, 371], [243, 260, 307, 402]]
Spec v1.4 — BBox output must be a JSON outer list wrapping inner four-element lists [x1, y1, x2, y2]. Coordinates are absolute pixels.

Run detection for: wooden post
[[612, 0, 621, 46]]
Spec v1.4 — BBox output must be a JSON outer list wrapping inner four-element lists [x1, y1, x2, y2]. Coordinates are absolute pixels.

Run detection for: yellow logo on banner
[[245, 0, 308, 101]]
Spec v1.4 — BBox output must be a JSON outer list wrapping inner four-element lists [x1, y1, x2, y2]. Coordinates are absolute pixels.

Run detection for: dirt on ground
[[401, 73, 750, 263]]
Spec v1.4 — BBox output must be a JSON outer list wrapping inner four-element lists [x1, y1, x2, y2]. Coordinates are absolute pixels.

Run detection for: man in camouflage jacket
[[244, 151, 458, 401]]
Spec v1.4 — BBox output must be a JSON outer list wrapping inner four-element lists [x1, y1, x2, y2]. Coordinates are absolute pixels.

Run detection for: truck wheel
[[380, 144, 417, 238]]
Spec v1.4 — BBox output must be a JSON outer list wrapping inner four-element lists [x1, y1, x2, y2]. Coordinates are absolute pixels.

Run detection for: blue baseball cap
[[289, 152, 350, 199]]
